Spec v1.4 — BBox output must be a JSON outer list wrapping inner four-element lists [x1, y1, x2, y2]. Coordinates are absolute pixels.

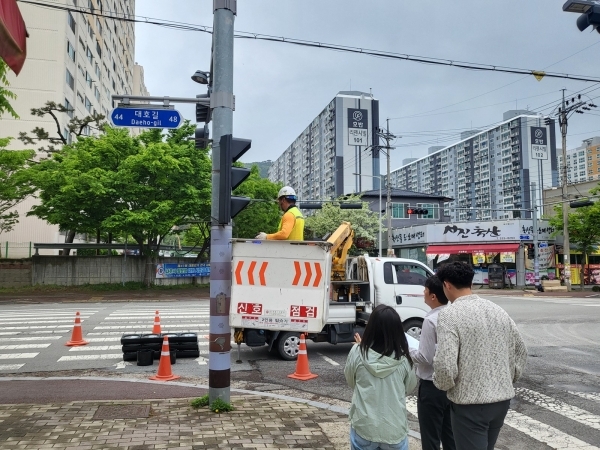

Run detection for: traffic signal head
[[406, 207, 429, 215], [195, 125, 210, 149], [339, 203, 363, 209], [196, 94, 212, 123], [218, 135, 252, 224], [544, 117, 553, 126], [569, 199, 594, 208]]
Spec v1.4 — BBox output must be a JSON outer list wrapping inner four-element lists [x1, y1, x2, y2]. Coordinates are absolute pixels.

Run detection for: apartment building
[[0, 0, 142, 251], [557, 136, 600, 185], [388, 111, 559, 222], [268, 91, 380, 201]]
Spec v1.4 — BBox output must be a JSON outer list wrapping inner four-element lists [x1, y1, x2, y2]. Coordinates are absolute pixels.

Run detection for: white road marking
[[0, 353, 38, 359], [0, 344, 51, 350], [0, 364, 25, 371], [517, 388, 600, 431], [504, 410, 600, 450], [0, 332, 21, 336], [0, 325, 74, 330], [86, 337, 121, 342], [68, 345, 121, 351], [93, 324, 207, 330], [114, 361, 131, 369], [569, 391, 600, 402], [317, 353, 340, 366], [0, 320, 88, 325], [58, 354, 122, 362], [105, 315, 209, 320], [195, 356, 207, 365], [5, 336, 61, 341]]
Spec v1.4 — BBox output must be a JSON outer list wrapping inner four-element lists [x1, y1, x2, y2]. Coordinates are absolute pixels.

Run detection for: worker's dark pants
[[417, 380, 455, 450], [449, 399, 510, 450]]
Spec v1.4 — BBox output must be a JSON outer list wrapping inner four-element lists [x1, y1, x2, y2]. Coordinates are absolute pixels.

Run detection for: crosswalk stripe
[[0, 313, 96, 317], [517, 388, 600, 431], [0, 364, 25, 371], [0, 344, 51, 350], [504, 410, 600, 450], [87, 337, 120, 342], [105, 315, 209, 320], [5, 336, 62, 341], [68, 345, 121, 351], [569, 391, 600, 402], [0, 353, 38, 359], [0, 320, 89, 325], [0, 325, 74, 330], [58, 354, 122, 361], [93, 324, 207, 329], [0, 332, 20, 336]]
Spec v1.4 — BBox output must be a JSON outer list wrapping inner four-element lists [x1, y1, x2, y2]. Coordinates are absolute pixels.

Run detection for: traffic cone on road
[[149, 337, 180, 382], [65, 311, 88, 347], [152, 310, 162, 334], [287, 334, 318, 381]]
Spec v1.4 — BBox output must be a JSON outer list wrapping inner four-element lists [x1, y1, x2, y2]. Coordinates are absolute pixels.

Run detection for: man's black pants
[[417, 380, 455, 450], [450, 399, 511, 450]]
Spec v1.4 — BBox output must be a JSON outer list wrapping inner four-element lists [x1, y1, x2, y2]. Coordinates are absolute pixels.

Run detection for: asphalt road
[[0, 293, 599, 449]]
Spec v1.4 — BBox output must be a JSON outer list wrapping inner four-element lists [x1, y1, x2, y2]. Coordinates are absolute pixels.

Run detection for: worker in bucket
[[255, 186, 304, 241]]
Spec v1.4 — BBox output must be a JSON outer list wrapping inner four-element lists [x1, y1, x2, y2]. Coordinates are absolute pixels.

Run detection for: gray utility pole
[[531, 182, 539, 288], [377, 119, 396, 257], [209, 0, 237, 404]]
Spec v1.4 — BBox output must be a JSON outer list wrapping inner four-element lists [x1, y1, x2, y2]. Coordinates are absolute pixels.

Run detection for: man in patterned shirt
[[433, 261, 527, 450]]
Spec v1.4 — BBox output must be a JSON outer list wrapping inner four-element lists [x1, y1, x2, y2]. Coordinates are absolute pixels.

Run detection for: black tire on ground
[[169, 343, 200, 351], [122, 344, 161, 353], [402, 319, 423, 340], [120, 334, 142, 345], [276, 332, 301, 361], [139, 334, 163, 344], [123, 352, 137, 362], [173, 333, 199, 343], [175, 349, 200, 358]]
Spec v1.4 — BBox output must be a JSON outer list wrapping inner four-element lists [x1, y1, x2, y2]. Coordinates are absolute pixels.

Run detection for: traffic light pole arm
[[111, 95, 211, 105]]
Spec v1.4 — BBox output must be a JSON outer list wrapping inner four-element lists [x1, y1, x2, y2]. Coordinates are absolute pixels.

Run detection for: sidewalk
[[0, 377, 420, 449]]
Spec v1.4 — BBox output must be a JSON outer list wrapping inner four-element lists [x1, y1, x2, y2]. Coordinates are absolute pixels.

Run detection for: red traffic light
[[406, 207, 429, 216]]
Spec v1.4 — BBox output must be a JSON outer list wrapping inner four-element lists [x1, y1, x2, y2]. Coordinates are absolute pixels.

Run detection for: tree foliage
[[18, 101, 105, 154], [0, 138, 35, 239], [0, 59, 18, 119], [304, 194, 383, 244], [548, 201, 600, 289], [27, 122, 212, 258], [232, 165, 281, 238]]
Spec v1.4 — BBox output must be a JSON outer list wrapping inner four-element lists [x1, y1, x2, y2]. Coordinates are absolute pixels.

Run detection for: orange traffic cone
[[152, 310, 162, 334], [65, 311, 89, 347], [287, 334, 318, 381], [149, 337, 180, 382]]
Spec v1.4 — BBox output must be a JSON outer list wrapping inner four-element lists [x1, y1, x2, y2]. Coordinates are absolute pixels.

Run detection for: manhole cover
[[93, 405, 150, 420]]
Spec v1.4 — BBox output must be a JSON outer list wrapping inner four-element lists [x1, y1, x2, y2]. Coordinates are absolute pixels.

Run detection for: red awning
[[0, 0, 27, 75], [426, 243, 520, 255]]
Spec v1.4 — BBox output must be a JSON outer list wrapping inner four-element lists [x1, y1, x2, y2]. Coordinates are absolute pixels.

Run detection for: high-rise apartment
[[557, 136, 600, 185], [0, 0, 142, 251], [388, 111, 558, 221], [268, 91, 380, 200]]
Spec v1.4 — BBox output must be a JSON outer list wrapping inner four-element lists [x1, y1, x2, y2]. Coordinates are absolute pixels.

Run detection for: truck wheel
[[276, 332, 301, 361], [403, 319, 423, 341]]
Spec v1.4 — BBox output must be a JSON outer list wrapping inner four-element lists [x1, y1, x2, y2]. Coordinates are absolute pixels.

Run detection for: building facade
[[268, 91, 380, 201], [388, 111, 558, 222], [557, 136, 600, 185], [0, 0, 141, 253]]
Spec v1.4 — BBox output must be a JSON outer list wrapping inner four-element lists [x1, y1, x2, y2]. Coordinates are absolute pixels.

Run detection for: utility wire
[[18, 0, 600, 83]]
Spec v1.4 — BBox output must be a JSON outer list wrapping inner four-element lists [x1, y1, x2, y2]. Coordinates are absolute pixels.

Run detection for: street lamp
[[353, 173, 383, 257]]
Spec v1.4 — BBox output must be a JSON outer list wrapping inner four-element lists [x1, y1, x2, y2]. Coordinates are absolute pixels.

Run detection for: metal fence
[[0, 242, 33, 259]]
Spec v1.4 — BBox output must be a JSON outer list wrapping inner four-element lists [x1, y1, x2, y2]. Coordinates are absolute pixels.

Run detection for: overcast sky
[[135, 1, 600, 174]]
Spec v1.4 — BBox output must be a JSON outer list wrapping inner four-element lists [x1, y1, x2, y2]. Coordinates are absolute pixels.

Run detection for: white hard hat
[[278, 186, 297, 200]]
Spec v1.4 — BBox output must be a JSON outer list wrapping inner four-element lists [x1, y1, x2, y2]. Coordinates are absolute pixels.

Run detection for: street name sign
[[530, 126, 548, 160], [110, 107, 182, 129]]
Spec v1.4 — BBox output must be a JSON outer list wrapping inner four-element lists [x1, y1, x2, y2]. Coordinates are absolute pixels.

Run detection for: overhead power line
[[18, 0, 600, 84]]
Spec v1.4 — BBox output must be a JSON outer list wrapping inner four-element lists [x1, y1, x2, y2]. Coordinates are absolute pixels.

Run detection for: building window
[[96, 41, 102, 58], [66, 69, 75, 90], [64, 98, 74, 118], [85, 71, 92, 87], [63, 128, 72, 144], [95, 18, 102, 35], [78, 63, 85, 78], [67, 40, 76, 61], [77, 91, 84, 104], [84, 97, 92, 112], [391, 203, 409, 219], [94, 86, 100, 101], [94, 63, 100, 78], [68, 12, 76, 33], [86, 47, 93, 63]]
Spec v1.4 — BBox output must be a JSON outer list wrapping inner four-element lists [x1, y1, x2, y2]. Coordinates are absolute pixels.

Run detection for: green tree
[[304, 194, 382, 248], [0, 59, 18, 119], [0, 138, 35, 246], [548, 201, 600, 289], [18, 101, 105, 154], [232, 165, 281, 238]]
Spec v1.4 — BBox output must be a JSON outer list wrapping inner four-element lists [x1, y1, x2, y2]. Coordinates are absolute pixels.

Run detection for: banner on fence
[[155, 263, 210, 278]]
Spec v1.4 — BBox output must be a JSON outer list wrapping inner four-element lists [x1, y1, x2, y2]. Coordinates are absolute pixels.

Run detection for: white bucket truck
[[229, 222, 433, 360]]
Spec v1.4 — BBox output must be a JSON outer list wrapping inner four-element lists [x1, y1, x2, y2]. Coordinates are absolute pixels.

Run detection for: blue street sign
[[110, 107, 182, 129]]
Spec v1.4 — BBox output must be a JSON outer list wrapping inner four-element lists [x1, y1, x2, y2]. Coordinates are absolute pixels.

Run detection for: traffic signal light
[[196, 94, 211, 123], [339, 203, 363, 209], [195, 125, 210, 149], [406, 207, 429, 215], [544, 117, 553, 126], [527, 244, 535, 260], [570, 199, 594, 208], [218, 134, 252, 224]]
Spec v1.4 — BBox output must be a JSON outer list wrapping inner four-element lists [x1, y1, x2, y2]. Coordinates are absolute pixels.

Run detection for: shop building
[[391, 219, 556, 287]]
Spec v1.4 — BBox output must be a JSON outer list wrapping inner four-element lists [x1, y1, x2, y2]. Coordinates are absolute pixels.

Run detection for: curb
[[0, 376, 422, 440]]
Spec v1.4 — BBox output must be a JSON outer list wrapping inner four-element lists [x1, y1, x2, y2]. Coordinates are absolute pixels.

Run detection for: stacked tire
[[121, 333, 199, 361]]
